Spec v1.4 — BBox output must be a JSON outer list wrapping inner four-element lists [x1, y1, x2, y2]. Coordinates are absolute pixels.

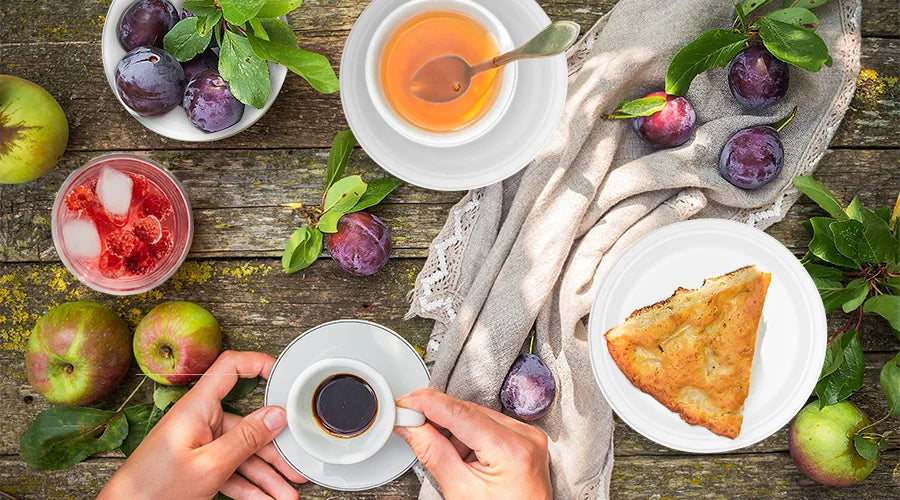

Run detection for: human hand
[[99, 351, 307, 500], [394, 388, 552, 500]]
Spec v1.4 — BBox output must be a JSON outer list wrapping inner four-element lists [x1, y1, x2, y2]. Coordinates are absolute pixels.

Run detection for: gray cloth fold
[[406, 0, 861, 498]]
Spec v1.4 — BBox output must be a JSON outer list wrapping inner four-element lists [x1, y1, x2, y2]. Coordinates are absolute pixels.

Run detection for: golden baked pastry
[[605, 265, 771, 438]]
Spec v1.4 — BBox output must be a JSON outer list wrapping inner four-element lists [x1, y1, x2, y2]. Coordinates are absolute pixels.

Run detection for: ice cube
[[96, 167, 133, 221], [62, 219, 101, 260]]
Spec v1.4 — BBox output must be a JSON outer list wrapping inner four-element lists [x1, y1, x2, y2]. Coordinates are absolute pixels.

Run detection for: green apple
[[25, 302, 133, 406], [789, 400, 878, 486], [133, 301, 222, 386], [0, 75, 68, 184]]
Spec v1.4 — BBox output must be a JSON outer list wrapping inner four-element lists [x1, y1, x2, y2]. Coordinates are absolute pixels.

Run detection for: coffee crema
[[312, 374, 378, 438]]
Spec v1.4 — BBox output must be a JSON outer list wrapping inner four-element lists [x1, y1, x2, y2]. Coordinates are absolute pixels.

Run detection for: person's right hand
[[393, 388, 552, 500]]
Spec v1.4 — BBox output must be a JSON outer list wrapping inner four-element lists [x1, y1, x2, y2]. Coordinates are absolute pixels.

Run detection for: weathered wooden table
[[0, 0, 898, 498]]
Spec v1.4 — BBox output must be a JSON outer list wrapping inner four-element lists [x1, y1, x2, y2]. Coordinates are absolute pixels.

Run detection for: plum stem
[[115, 377, 148, 413], [772, 106, 798, 133], [528, 329, 535, 354]]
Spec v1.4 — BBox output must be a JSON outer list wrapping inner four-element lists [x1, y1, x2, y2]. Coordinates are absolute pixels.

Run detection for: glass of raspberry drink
[[51, 154, 193, 295]]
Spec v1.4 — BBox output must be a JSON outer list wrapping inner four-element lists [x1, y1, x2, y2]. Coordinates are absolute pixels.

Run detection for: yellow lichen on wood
[[221, 262, 271, 281], [856, 69, 898, 106], [169, 261, 214, 290]]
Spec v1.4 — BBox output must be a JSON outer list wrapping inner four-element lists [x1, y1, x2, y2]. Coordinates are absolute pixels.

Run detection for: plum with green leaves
[[325, 212, 392, 276], [115, 46, 186, 116], [728, 44, 789, 109], [630, 91, 696, 148]]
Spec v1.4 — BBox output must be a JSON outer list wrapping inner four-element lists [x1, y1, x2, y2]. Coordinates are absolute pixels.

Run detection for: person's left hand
[[99, 351, 306, 500]]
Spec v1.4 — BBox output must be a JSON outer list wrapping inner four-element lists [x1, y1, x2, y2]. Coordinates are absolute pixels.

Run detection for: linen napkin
[[406, 0, 861, 498]]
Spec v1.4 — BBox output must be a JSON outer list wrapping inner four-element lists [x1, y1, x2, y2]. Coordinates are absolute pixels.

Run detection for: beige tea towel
[[406, 0, 862, 498]]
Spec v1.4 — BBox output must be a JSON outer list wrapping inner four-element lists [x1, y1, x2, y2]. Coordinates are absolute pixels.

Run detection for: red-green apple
[[789, 400, 878, 486], [0, 75, 68, 184], [25, 302, 132, 406], [133, 301, 221, 385]]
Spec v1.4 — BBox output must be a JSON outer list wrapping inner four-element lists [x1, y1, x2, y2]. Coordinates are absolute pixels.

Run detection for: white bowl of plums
[[101, 0, 288, 141]]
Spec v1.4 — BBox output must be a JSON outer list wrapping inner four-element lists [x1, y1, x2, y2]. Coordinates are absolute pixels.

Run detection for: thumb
[[202, 406, 287, 473], [394, 423, 468, 487]]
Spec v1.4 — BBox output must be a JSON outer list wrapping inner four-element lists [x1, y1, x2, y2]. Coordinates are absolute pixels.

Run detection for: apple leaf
[[349, 178, 404, 213], [119, 404, 164, 457], [815, 330, 864, 407], [793, 176, 847, 220], [20, 407, 129, 470], [852, 434, 879, 461], [153, 384, 189, 411], [807, 217, 857, 269], [665, 29, 748, 96], [224, 376, 260, 401], [880, 352, 900, 417], [863, 295, 900, 332]]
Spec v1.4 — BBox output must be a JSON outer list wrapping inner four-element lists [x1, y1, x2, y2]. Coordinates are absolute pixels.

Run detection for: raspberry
[[124, 242, 155, 275], [65, 185, 94, 213], [149, 228, 174, 259], [141, 193, 172, 220], [106, 228, 138, 258], [133, 215, 162, 244], [98, 252, 124, 279], [130, 174, 150, 201], [87, 201, 117, 236]]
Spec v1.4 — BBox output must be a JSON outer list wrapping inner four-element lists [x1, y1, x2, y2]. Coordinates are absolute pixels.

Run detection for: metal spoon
[[409, 20, 580, 104]]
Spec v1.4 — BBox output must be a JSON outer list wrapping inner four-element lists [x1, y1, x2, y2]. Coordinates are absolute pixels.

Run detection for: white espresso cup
[[286, 357, 426, 465]]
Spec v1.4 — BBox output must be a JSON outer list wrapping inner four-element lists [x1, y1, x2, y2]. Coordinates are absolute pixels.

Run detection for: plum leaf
[[880, 352, 900, 416], [324, 130, 356, 191], [153, 384, 189, 411], [257, 0, 304, 18], [224, 376, 260, 401], [665, 29, 748, 96], [282, 226, 323, 273], [317, 210, 343, 234], [349, 178, 404, 213], [322, 175, 367, 214], [852, 435, 879, 461], [247, 35, 338, 93], [20, 407, 129, 470], [196, 10, 222, 38], [258, 18, 297, 47], [738, 0, 774, 16], [792, 0, 828, 9], [756, 17, 832, 72], [219, 31, 271, 108], [182, 0, 219, 17], [793, 176, 847, 220], [248, 18, 269, 41], [759, 8, 819, 28], [602, 96, 666, 120], [163, 17, 213, 62], [863, 295, 900, 333], [814, 330, 864, 407], [219, 0, 264, 25], [120, 404, 164, 457]]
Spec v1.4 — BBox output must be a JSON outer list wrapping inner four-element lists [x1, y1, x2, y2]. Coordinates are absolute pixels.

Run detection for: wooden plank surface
[[1, 0, 899, 498]]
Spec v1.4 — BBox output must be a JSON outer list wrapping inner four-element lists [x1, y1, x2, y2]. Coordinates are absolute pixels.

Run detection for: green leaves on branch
[[665, 30, 748, 96], [164, 0, 336, 108], [602, 96, 667, 120], [755, 17, 832, 72], [815, 330, 864, 407], [20, 407, 129, 470], [281, 130, 403, 274]]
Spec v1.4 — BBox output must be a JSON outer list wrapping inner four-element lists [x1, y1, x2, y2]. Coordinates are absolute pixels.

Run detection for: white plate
[[340, 0, 568, 191], [101, 0, 287, 142], [587, 219, 827, 453], [265, 320, 430, 491]]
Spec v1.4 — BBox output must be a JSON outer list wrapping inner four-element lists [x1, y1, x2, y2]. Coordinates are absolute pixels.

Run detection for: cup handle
[[395, 407, 426, 427]]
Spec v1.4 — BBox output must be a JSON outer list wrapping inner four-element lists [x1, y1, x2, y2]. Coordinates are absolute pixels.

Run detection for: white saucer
[[266, 320, 430, 490], [101, 0, 287, 142], [340, 0, 568, 191], [588, 219, 826, 453]]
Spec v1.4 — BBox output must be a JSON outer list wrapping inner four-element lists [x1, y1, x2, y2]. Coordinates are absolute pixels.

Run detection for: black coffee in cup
[[313, 374, 378, 437]]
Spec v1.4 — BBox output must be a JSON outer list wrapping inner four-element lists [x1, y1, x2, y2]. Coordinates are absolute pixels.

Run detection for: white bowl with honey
[[365, 0, 517, 148]]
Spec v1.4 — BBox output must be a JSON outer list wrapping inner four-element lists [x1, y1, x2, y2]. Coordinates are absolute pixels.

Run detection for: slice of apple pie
[[605, 265, 771, 438]]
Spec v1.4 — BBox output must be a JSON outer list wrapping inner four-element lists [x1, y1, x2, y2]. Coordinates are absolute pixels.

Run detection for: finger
[[236, 455, 299, 500], [223, 413, 308, 484], [448, 434, 471, 459], [470, 403, 545, 440], [188, 350, 276, 403], [199, 405, 288, 473], [393, 423, 469, 487], [396, 389, 516, 460], [221, 473, 274, 500]]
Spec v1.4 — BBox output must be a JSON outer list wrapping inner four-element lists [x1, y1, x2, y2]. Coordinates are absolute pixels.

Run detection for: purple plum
[[728, 45, 789, 110], [325, 212, 391, 276], [500, 353, 556, 421], [719, 125, 784, 189], [183, 69, 244, 133], [116, 46, 186, 116], [182, 50, 219, 83], [631, 91, 696, 148], [117, 0, 179, 51]]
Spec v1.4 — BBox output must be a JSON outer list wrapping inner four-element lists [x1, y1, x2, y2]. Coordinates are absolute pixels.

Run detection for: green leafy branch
[[164, 0, 339, 109], [20, 376, 259, 470], [281, 130, 403, 274], [793, 175, 900, 459], [608, 0, 832, 118]]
